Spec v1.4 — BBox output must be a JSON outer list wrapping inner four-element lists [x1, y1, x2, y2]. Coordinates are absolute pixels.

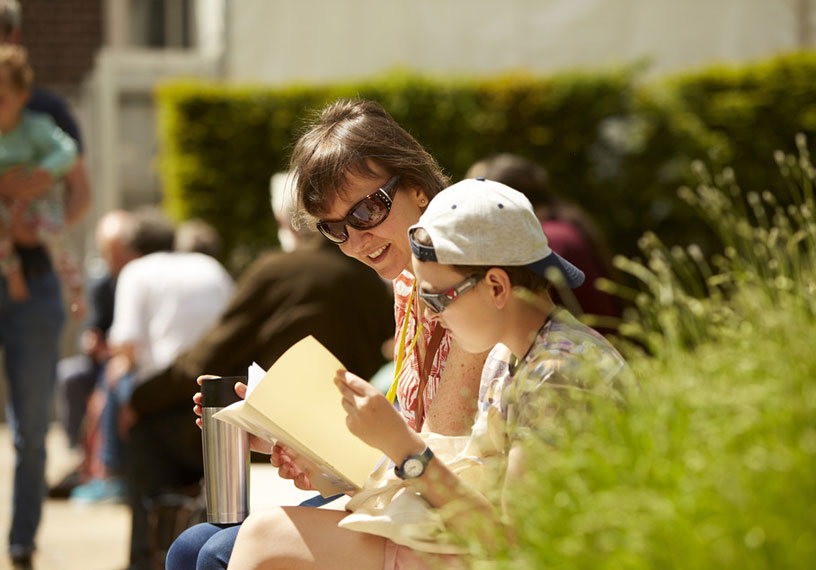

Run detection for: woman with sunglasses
[[224, 179, 629, 570], [290, 98, 487, 437], [167, 99, 488, 570]]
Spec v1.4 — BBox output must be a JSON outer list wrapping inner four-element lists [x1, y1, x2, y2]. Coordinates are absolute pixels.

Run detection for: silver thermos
[[200, 376, 250, 524]]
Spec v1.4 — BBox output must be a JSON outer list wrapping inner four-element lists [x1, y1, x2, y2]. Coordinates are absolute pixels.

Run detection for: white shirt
[[109, 251, 235, 381]]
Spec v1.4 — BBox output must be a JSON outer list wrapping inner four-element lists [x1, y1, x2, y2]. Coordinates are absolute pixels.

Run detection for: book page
[[245, 361, 266, 397], [215, 336, 385, 494], [214, 399, 356, 496]]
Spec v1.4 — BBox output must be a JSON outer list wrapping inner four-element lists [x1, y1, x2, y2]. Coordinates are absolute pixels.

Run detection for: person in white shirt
[[70, 209, 234, 509], [107, 213, 234, 385]]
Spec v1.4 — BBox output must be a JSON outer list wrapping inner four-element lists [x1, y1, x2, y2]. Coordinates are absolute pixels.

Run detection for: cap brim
[[409, 228, 438, 262], [527, 253, 585, 288]]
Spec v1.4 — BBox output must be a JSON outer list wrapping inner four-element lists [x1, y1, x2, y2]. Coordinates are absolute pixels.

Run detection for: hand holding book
[[212, 336, 386, 497], [269, 442, 316, 491], [334, 370, 425, 466]]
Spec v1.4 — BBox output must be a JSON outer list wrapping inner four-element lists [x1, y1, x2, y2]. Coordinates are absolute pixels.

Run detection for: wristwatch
[[394, 446, 434, 480]]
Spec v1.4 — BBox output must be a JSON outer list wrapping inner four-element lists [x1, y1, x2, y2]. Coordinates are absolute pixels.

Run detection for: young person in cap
[[224, 178, 630, 570], [466, 152, 622, 334]]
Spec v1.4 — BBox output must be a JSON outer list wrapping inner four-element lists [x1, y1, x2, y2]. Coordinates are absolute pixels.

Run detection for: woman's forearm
[[424, 341, 488, 435]]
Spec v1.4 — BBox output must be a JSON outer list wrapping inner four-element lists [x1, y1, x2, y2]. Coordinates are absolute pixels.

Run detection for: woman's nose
[[343, 226, 371, 252]]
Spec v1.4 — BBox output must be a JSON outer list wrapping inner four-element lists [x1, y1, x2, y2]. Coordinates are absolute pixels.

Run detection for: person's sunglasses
[[316, 176, 400, 244], [418, 274, 485, 314]]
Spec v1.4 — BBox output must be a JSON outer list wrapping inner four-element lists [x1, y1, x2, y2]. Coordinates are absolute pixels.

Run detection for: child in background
[[225, 178, 631, 569], [0, 44, 81, 311]]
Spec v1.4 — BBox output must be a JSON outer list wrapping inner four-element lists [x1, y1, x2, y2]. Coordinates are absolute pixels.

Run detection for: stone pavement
[[0, 423, 320, 570]]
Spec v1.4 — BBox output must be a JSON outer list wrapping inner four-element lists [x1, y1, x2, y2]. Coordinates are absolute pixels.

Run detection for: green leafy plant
[[475, 138, 816, 569]]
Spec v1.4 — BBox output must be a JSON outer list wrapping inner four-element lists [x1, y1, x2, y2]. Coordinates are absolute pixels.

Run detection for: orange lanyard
[[386, 282, 423, 404]]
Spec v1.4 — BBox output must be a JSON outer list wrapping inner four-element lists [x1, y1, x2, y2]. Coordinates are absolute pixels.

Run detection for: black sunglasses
[[418, 274, 485, 314], [316, 176, 400, 244]]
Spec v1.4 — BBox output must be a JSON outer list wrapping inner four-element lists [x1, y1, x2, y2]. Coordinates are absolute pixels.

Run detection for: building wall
[[19, 0, 103, 92], [226, 0, 805, 84]]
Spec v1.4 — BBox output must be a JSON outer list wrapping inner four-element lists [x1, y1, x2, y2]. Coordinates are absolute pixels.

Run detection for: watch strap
[[394, 446, 434, 479]]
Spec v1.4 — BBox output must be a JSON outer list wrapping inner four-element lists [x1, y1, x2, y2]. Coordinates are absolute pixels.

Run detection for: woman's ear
[[484, 268, 512, 310], [412, 186, 429, 208]]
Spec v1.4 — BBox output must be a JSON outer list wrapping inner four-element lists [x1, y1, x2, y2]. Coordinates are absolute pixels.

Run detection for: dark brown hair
[[0, 44, 32, 92], [289, 98, 449, 224], [124, 207, 175, 256]]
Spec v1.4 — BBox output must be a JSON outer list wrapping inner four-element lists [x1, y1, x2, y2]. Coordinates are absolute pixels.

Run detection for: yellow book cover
[[214, 336, 385, 497]]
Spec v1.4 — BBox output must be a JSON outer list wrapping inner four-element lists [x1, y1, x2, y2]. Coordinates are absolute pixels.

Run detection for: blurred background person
[[0, 2, 91, 567], [466, 153, 622, 334], [69, 211, 233, 507], [0, 45, 82, 312], [174, 217, 223, 258], [49, 210, 137, 499]]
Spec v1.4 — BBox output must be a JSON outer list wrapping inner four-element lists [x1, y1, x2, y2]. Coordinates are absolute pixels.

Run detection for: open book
[[213, 336, 385, 497]]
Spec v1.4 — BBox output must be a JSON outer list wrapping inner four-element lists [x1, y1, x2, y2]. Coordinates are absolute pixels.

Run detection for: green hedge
[[156, 51, 816, 271]]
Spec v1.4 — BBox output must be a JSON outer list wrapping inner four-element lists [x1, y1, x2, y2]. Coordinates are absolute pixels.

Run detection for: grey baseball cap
[[409, 178, 585, 288]]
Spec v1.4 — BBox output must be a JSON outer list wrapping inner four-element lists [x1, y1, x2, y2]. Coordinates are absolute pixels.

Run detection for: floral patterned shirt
[[476, 308, 630, 446], [392, 271, 452, 430]]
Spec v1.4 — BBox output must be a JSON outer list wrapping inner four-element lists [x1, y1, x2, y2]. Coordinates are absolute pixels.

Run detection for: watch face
[[403, 457, 425, 478]]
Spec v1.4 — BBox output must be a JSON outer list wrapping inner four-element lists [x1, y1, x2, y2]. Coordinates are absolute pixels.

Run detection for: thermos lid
[[201, 376, 246, 408]]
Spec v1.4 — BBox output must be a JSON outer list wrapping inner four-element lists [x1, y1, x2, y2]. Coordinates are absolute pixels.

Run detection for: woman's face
[[320, 166, 427, 280], [412, 259, 502, 354]]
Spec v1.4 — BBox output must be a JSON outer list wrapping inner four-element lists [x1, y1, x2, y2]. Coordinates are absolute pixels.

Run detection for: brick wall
[[19, 0, 103, 90]]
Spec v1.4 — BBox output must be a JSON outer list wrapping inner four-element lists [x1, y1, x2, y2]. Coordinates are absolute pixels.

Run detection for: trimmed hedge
[[156, 51, 816, 271]]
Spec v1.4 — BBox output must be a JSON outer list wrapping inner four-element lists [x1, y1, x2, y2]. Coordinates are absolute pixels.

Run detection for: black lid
[[200, 376, 246, 408]]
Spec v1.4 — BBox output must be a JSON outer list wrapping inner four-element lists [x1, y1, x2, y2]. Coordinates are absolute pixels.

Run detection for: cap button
[[475, 177, 486, 181]]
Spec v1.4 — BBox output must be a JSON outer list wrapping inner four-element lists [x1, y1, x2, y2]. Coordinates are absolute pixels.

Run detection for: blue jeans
[[56, 353, 103, 448], [165, 523, 241, 570], [0, 271, 65, 552], [101, 371, 134, 472], [165, 494, 342, 569]]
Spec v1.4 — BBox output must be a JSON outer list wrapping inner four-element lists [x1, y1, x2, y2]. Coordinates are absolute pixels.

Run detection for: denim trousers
[[0, 271, 65, 552], [165, 523, 241, 570], [165, 493, 342, 569], [101, 371, 134, 472], [56, 354, 103, 448]]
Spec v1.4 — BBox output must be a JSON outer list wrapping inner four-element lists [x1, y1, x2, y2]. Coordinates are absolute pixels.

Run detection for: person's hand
[[334, 369, 422, 462], [192, 374, 218, 428], [118, 404, 138, 439], [104, 353, 131, 389], [81, 329, 110, 361], [192, 375, 273, 454], [269, 443, 317, 491], [9, 213, 39, 246], [0, 166, 53, 200]]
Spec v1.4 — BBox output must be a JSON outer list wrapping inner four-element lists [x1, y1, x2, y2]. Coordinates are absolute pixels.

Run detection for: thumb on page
[[337, 369, 371, 395]]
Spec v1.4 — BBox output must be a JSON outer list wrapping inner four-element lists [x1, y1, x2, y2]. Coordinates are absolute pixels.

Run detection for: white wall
[[225, 0, 804, 84]]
